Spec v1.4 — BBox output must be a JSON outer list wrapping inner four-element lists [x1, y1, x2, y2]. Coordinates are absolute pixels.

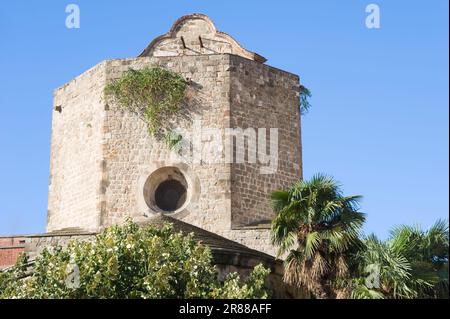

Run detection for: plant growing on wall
[[164, 130, 183, 152], [299, 85, 312, 115], [104, 67, 188, 135]]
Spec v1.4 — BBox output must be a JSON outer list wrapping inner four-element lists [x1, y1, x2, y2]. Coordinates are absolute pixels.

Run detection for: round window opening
[[143, 166, 190, 214], [154, 179, 187, 211]]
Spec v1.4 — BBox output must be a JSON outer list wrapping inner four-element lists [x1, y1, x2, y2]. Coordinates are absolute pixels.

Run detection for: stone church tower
[[47, 14, 302, 256]]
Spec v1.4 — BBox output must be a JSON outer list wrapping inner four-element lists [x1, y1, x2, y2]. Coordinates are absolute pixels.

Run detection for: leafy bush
[[104, 67, 188, 135], [0, 221, 270, 299]]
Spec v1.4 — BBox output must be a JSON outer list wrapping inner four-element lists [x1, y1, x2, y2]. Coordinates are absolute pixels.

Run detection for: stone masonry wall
[[47, 63, 107, 232], [101, 55, 232, 232], [100, 54, 301, 256], [24, 233, 95, 260], [47, 53, 301, 257], [229, 55, 302, 228], [222, 227, 276, 256]]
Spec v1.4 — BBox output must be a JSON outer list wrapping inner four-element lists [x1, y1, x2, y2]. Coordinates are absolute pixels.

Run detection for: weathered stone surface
[[139, 13, 266, 63]]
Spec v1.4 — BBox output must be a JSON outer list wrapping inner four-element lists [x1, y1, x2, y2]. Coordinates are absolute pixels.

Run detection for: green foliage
[[211, 264, 270, 299], [350, 220, 449, 299], [104, 67, 188, 135], [164, 131, 183, 152], [349, 278, 385, 299], [271, 174, 365, 298], [0, 253, 29, 298], [352, 234, 420, 299], [299, 85, 312, 115], [0, 220, 270, 299]]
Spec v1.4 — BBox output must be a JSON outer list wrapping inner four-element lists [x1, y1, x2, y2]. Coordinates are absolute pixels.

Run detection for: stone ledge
[[26, 231, 98, 238], [232, 224, 272, 230], [0, 245, 25, 249]]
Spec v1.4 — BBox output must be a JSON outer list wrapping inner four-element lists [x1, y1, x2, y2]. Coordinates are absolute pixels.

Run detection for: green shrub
[[0, 220, 270, 299]]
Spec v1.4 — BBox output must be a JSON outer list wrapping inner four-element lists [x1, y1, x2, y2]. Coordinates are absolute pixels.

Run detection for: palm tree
[[271, 174, 365, 298], [351, 220, 449, 299], [390, 219, 449, 298], [351, 234, 418, 299]]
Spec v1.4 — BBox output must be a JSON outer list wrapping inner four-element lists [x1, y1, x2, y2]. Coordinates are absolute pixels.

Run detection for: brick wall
[[0, 237, 27, 269]]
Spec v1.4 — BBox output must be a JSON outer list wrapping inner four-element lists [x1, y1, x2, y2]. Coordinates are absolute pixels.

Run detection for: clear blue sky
[[0, 1, 448, 237]]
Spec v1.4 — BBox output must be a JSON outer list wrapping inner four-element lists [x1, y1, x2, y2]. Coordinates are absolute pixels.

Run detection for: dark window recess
[[154, 179, 187, 212]]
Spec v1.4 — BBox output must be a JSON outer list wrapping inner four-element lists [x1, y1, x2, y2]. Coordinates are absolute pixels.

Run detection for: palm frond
[[304, 232, 321, 259], [270, 190, 290, 213], [351, 284, 384, 299]]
